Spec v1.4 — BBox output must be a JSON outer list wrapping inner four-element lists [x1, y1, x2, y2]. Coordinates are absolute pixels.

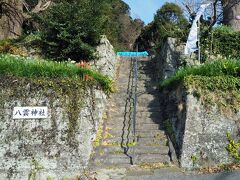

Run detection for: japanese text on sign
[[13, 107, 48, 119]]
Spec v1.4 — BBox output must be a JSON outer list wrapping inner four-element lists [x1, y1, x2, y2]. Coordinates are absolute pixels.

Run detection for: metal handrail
[[132, 57, 138, 142]]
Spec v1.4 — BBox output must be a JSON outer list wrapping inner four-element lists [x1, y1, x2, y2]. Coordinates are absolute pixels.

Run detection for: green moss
[[47, 176, 53, 180], [226, 132, 240, 161], [93, 124, 104, 148], [191, 155, 198, 167], [0, 75, 91, 145], [184, 75, 240, 111], [160, 60, 240, 113], [28, 158, 44, 180]]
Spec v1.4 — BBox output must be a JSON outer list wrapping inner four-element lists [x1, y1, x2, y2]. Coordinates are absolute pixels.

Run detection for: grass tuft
[[0, 54, 113, 93], [160, 59, 240, 90]]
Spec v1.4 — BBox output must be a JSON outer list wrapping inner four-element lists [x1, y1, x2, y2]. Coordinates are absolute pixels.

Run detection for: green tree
[[154, 2, 188, 39], [36, 0, 107, 61], [103, 0, 143, 51], [135, 2, 188, 53]]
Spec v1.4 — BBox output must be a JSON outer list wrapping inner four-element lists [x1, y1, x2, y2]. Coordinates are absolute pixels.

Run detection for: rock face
[[157, 37, 239, 169], [91, 35, 119, 79], [155, 38, 185, 80], [0, 37, 118, 179], [0, 86, 107, 179], [155, 37, 198, 81], [162, 86, 238, 169]]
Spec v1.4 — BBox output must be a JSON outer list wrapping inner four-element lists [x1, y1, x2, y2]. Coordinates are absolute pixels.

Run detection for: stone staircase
[[89, 57, 171, 170]]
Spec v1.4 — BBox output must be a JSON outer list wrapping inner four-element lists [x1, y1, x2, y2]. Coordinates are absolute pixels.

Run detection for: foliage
[[102, 0, 144, 51], [0, 40, 28, 56], [226, 132, 240, 161], [160, 59, 240, 111], [154, 2, 188, 39], [0, 54, 113, 93], [35, 0, 107, 61], [31, 0, 143, 60], [160, 59, 240, 90], [201, 26, 240, 60], [135, 3, 188, 53]]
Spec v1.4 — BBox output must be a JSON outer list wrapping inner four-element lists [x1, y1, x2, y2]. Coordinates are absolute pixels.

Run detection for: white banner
[[184, 3, 211, 55]]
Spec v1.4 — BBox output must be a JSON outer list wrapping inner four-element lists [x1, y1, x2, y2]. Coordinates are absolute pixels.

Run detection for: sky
[[122, 0, 176, 24]]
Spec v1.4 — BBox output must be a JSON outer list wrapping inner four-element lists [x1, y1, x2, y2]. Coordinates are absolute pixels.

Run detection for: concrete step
[[102, 131, 167, 146], [91, 154, 132, 167], [137, 70, 156, 76], [108, 111, 162, 119], [105, 123, 160, 134], [136, 130, 166, 138], [136, 137, 168, 146], [137, 80, 157, 86], [102, 130, 164, 145], [106, 118, 162, 126], [112, 100, 161, 109], [99, 145, 169, 155], [137, 87, 159, 93], [106, 129, 166, 139], [135, 117, 162, 124], [134, 154, 170, 164], [138, 93, 159, 99], [136, 123, 160, 130], [108, 106, 161, 114], [105, 118, 163, 128], [136, 111, 162, 118]]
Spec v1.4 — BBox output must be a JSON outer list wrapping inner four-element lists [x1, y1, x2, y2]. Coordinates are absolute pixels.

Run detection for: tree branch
[[31, 0, 51, 14]]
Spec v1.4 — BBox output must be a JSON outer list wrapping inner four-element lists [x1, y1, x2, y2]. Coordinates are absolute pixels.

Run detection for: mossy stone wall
[[161, 85, 240, 169], [0, 76, 107, 179]]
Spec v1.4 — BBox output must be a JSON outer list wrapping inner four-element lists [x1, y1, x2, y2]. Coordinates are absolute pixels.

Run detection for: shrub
[[201, 26, 240, 60], [0, 40, 28, 56], [35, 0, 107, 61], [160, 59, 240, 90], [135, 2, 188, 53]]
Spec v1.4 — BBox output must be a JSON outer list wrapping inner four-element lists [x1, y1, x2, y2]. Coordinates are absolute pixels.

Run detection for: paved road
[[127, 170, 240, 180], [92, 167, 240, 180]]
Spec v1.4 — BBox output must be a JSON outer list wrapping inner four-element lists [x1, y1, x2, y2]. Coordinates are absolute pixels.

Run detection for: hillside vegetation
[[0, 54, 113, 93], [0, 0, 143, 61]]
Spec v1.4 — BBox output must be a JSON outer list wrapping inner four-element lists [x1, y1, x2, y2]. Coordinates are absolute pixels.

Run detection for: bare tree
[[178, 0, 240, 31], [0, 0, 51, 40]]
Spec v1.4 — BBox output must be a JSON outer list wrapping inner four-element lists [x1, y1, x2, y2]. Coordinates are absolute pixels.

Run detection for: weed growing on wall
[[160, 59, 240, 112], [226, 132, 240, 161]]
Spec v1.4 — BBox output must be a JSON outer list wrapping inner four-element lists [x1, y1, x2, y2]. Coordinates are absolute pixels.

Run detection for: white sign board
[[13, 107, 48, 119]]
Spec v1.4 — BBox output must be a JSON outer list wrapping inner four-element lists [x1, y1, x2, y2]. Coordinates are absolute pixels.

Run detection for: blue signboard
[[117, 51, 149, 57]]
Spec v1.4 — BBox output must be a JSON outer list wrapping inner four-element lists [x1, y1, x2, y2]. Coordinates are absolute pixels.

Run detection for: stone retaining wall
[[0, 37, 118, 179], [162, 86, 239, 169], [157, 38, 239, 169]]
